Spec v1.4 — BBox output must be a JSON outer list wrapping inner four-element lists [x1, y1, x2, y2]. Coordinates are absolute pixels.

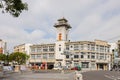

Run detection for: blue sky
[[0, 0, 120, 51]]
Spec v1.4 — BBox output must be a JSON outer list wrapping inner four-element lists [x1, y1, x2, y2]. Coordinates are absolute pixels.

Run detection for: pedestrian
[[13, 65, 15, 71]]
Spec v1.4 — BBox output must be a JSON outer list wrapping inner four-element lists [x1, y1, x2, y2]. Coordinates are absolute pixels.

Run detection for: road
[[1, 70, 75, 80], [82, 70, 120, 80], [1, 70, 120, 80]]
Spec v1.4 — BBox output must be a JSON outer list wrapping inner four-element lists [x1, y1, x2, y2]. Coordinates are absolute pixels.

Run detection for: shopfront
[[96, 63, 108, 70]]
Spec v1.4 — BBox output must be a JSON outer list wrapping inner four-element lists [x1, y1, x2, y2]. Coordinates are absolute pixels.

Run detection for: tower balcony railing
[[54, 23, 71, 28]]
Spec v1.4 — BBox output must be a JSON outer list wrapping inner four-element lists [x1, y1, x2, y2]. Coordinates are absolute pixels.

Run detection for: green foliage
[[0, 54, 7, 62], [0, 0, 28, 17], [9, 52, 29, 65]]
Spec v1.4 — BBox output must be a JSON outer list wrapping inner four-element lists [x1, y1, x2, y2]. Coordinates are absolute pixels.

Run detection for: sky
[[0, 0, 120, 52]]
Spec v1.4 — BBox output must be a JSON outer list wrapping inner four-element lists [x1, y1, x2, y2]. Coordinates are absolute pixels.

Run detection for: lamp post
[[6, 51, 9, 66]]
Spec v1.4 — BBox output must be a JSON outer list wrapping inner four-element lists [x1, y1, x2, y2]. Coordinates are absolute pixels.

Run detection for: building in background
[[14, 43, 33, 65], [0, 39, 7, 54], [14, 43, 32, 55], [117, 40, 120, 57], [28, 18, 111, 70]]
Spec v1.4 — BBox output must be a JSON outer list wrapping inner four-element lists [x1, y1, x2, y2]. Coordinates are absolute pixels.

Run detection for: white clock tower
[[54, 17, 71, 67], [54, 17, 71, 41]]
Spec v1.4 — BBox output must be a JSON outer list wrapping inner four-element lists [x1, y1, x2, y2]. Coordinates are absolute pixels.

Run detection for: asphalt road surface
[[82, 70, 120, 80], [1, 70, 75, 80], [1, 70, 120, 80]]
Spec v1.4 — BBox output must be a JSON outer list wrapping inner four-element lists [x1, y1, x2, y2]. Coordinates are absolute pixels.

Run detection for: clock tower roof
[[54, 17, 72, 29]]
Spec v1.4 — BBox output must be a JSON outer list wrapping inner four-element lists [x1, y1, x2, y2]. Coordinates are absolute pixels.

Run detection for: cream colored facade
[[29, 44, 55, 69], [64, 40, 111, 70], [14, 44, 25, 52], [29, 40, 111, 70], [14, 43, 32, 55], [28, 18, 111, 70]]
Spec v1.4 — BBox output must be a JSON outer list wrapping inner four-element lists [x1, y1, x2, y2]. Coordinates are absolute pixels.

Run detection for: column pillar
[[97, 64, 98, 70]]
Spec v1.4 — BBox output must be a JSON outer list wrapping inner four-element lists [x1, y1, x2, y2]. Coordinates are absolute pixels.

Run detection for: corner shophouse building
[[29, 18, 111, 70]]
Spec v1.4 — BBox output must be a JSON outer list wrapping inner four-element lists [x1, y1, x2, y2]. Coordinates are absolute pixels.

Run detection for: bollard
[[75, 71, 83, 80]]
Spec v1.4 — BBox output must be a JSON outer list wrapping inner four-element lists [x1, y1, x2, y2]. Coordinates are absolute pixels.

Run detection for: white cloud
[[0, 0, 120, 52], [30, 30, 45, 39]]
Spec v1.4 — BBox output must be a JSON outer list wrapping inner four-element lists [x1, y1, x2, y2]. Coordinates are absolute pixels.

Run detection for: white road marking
[[104, 74, 120, 80]]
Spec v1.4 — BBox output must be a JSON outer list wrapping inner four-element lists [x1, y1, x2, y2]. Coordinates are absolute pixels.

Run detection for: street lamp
[[6, 51, 9, 66]]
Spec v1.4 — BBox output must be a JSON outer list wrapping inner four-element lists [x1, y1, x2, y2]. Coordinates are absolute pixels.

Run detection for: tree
[[9, 52, 29, 65], [0, 0, 28, 17], [0, 53, 7, 62]]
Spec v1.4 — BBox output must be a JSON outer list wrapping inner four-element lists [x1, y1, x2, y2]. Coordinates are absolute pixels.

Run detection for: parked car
[[71, 66, 81, 71], [71, 66, 78, 70]]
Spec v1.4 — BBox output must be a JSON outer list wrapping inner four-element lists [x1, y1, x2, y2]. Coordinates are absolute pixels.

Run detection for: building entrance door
[[97, 63, 108, 70], [99, 64, 104, 70]]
